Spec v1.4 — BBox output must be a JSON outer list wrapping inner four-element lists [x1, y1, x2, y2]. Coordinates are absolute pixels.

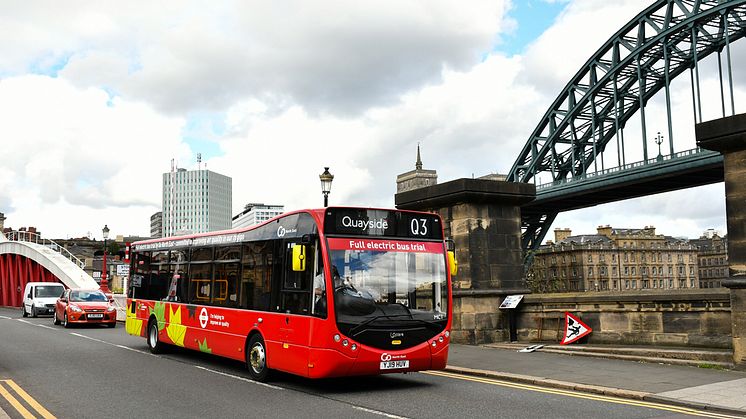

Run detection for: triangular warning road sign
[[560, 312, 592, 345]]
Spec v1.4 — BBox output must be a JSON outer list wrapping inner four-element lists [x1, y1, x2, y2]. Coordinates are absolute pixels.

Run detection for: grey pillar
[[697, 113, 746, 368]]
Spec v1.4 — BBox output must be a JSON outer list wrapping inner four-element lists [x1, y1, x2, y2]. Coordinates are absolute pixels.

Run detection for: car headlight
[[69, 305, 83, 313]]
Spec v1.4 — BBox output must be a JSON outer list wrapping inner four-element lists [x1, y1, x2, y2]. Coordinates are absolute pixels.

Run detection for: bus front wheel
[[147, 320, 165, 354], [247, 334, 270, 382]]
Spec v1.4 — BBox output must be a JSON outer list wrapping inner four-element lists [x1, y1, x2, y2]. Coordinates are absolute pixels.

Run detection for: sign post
[[499, 295, 524, 342]]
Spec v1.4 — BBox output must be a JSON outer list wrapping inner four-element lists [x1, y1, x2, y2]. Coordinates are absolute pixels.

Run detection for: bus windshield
[[328, 238, 448, 330]]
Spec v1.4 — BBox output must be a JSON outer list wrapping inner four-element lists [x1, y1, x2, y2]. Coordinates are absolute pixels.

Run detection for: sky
[[0, 0, 740, 241]]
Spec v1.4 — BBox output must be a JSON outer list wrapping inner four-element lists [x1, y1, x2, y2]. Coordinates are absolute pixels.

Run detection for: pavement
[[446, 342, 746, 417]]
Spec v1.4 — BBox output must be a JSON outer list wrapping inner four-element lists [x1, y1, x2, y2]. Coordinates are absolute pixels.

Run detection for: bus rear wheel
[[247, 334, 270, 382], [147, 320, 165, 354]]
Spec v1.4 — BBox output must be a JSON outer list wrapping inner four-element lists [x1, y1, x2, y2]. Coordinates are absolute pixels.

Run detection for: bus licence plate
[[380, 360, 409, 370]]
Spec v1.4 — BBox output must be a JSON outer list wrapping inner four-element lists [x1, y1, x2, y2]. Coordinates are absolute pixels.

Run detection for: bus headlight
[[342, 339, 349, 347], [351, 344, 357, 351], [445, 331, 450, 338], [334, 334, 341, 342], [438, 336, 444, 343], [431, 341, 437, 348]]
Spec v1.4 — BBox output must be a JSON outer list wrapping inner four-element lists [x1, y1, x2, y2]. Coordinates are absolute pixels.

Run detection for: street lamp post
[[319, 167, 334, 207], [101, 224, 111, 294], [654, 132, 664, 161]]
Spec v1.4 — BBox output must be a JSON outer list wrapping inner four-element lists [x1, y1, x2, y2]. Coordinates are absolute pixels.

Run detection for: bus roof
[[132, 206, 441, 247]]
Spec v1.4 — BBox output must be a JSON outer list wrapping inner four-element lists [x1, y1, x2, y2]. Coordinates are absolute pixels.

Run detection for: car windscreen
[[70, 291, 108, 302], [35, 286, 64, 298]]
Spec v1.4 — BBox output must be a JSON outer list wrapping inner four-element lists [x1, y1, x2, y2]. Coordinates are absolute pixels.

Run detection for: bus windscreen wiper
[[348, 314, 413, 336]]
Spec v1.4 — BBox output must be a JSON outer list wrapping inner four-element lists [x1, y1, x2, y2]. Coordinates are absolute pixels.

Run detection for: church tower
[[396, 144, 438, 193]]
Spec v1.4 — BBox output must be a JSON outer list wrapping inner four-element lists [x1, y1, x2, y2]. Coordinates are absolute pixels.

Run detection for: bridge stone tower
[[697, 113, 746, 369], [395, 154, 535, 343]]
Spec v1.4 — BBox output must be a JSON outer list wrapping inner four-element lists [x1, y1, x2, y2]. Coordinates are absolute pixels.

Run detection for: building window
[[625, 280, 630, 289], [612, 266, 617, 276], [588, 267, 594, 277], [631, 267, 636, 275], [624, 266, 629, 276], [588, 254, 592, 263], [632, 280, 637, 289]]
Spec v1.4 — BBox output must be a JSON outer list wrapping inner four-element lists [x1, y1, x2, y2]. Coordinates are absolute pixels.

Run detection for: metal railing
[[536, 147, 718, 190], [1, 230, 86, 269]]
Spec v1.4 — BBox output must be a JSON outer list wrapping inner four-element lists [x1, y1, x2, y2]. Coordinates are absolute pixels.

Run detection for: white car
[[22, 282, 65, 317]]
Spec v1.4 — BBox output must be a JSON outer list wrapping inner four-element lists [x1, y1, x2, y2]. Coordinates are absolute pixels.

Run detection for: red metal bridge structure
[[0, 231, 97, 307]]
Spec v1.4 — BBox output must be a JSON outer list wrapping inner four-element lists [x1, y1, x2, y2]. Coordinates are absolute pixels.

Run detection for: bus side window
[[241, 241, 271, 311]]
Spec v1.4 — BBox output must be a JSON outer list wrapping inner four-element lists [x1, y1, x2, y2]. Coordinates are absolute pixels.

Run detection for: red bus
[[125, 207, 456, 381]]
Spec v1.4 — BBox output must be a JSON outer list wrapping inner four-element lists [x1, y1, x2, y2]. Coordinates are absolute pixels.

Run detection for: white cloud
[[0, 75, 188, 237]]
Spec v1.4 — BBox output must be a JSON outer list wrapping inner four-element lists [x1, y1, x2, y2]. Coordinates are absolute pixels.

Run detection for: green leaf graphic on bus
[[198, 338, 212, 354], [150, 301, 166, 331]]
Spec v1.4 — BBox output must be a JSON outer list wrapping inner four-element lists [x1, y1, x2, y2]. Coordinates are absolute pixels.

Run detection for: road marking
[[16, 319, 33, 325], [424, 371, 741, 419], [0, 379, 55, 419], [193, 366, 284, 390], [35, 324, 55, 331], [0, 316, 10, 320], [352, 405, 409, 419]]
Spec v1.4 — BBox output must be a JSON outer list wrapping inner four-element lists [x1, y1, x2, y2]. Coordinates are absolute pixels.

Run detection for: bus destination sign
[[324, 208, 442, 240]]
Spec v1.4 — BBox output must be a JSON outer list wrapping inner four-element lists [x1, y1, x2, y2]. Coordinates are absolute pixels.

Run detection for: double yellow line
[[424, 370, 742, 419], [0, 380, 55, 419]]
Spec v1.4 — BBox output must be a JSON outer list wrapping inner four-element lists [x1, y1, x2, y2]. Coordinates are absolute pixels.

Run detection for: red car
[[54, 289, 117, 328]]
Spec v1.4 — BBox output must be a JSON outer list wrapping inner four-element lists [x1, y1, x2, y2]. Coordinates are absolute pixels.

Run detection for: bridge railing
[[536, 147, 717, 191], [1, 230, 86, 269]]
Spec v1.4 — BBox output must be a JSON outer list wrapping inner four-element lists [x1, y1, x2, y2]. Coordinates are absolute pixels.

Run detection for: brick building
[[527, 226, 699, 293]]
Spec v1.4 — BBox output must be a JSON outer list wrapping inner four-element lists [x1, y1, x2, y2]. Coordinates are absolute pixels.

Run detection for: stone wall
[[451, 290, 508, 344], [513, 289, 732, 348]]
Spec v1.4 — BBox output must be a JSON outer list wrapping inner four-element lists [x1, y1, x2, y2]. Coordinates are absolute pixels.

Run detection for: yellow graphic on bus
[[166, 304, 187, 347]]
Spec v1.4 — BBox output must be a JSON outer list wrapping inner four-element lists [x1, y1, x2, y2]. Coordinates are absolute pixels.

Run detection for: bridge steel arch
[[508, 0, 746, 251], [0, 233, 98, 307]]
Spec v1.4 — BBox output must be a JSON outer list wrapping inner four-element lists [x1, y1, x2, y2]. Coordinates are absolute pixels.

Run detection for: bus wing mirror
[[445, 239, 455, 252], [292, 244, 306, 272], [447, 251, 458, 276]]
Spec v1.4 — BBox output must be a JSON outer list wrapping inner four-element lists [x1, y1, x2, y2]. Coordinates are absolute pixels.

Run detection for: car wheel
[[53, 312, 60, 325], [63, 312, 70, 328], [22, 306, 28, 318], [31, 305, 37, 318], [147, 320, 164, 354], [246, 334, 270, 382]]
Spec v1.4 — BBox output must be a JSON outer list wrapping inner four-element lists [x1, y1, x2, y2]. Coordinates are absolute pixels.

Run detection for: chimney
[[554, 228, 572, 243], [597, 225, 613, 238], [643, 225, 656, 236]]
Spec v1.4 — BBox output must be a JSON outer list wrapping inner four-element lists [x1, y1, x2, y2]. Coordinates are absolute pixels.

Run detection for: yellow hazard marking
[[424, 371, 741, 419], [0, 379, 56, 419]]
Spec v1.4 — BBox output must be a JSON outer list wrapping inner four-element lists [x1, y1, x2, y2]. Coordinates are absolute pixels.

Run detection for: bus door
[[272, 239, 315, 376]]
